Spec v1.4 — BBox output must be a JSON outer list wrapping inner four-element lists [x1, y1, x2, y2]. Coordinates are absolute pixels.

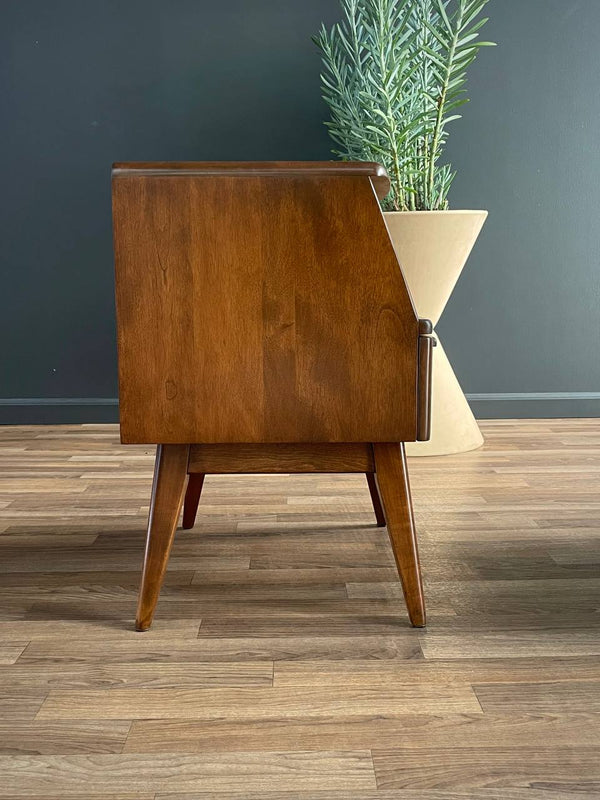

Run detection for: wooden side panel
[[113, 168, 419, 444]]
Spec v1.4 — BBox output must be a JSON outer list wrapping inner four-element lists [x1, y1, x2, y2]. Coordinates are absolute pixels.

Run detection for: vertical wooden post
[[366, 472, 386, 527], [182, 473, 205, 530], [372, 443, 426, 627], [136, 444, 189, 631]]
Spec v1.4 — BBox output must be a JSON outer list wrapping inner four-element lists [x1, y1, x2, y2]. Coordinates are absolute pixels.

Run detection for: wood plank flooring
[[0, 419, 599, 797]]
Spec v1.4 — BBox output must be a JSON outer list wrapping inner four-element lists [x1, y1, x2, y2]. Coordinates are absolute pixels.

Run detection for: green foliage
[[314, 0, 495, 210]]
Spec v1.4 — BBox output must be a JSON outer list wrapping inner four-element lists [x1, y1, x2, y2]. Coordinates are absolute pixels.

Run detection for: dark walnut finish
[[417, 319, 436, 442], [112, 161, 433, 631], [187, 443, 375, 474], [135, 444, 189, 632], [365, 472, 387, 528], [373, 443, 425, 627], [182, 473, 204, 530]]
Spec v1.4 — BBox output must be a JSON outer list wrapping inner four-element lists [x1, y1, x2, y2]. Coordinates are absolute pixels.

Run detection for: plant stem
[[374, 0, 408, 210], [426, 1, 463, 207]]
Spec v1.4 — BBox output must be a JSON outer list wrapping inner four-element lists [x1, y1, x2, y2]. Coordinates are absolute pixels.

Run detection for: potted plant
[[314, 0, 495, 455]]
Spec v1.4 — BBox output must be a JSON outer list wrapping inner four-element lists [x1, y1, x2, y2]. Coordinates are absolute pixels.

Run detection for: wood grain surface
[[187, 444, 375, 474], [136, 445, 189, 631], [373, 443, 425, 626], [112, 163, 420, 444], [0, 419, 599, 796]]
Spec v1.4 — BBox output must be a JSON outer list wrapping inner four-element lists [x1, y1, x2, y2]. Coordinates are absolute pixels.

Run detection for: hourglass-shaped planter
[[385, 211, 488, 456]]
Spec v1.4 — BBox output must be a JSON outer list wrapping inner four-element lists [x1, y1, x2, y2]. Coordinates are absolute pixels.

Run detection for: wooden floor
[[0, 420, 599, 798]]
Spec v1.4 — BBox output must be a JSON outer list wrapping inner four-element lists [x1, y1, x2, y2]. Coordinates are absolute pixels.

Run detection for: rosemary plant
[[314, 0, 494, 211]]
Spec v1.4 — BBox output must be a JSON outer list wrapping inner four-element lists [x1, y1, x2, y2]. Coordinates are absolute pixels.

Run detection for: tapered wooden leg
[[372, 443, 426, 627], [366, 472, 386, 527], [182, 473, 205, 529], [136, 444, 190, 632]]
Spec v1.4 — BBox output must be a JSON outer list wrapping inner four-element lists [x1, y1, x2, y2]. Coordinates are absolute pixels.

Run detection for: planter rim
[[383, 209, 487, 215]]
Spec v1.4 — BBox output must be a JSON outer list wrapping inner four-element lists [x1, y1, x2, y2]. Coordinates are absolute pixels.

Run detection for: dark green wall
[[1, 0, 599, 422]]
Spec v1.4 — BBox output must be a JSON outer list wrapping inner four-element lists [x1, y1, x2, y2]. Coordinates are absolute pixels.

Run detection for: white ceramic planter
[[384, 210, 488, 456]]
